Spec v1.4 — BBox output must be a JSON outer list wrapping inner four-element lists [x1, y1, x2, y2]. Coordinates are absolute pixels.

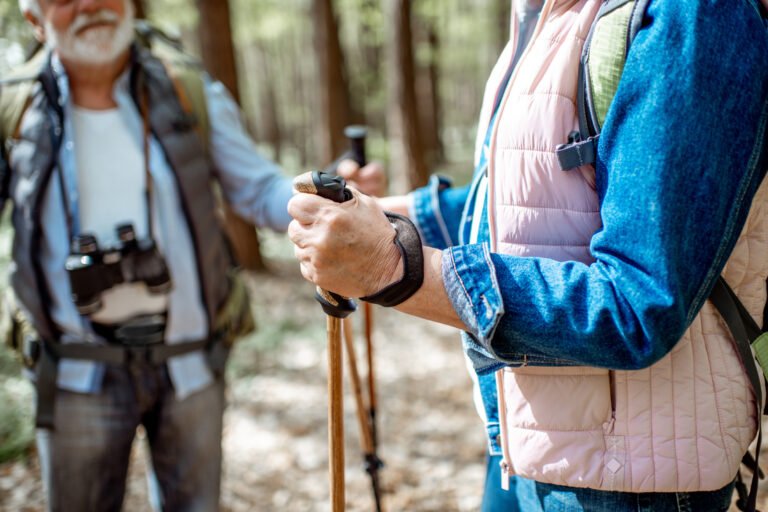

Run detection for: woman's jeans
[[482, 455, 735, 512]]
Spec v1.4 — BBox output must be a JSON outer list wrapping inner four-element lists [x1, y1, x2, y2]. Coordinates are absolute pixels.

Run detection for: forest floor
[[1, 248, 767, 511], [0, 256, 488, 512]]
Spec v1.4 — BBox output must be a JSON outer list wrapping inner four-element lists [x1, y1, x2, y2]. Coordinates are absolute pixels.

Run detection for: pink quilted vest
[[488, 0, 764, 492]]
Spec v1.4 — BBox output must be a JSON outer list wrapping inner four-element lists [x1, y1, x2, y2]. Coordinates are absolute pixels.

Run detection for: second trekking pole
[[343, 125, 384, 511]]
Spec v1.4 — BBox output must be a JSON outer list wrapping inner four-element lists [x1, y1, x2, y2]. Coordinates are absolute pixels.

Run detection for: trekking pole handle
[[344, 125, 367, 167], [293, 171, 357, 319]]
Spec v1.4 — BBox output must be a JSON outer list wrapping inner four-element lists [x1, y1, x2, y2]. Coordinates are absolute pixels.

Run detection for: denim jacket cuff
[[442, 244, 504, 348], [409, 175, 455, 249]]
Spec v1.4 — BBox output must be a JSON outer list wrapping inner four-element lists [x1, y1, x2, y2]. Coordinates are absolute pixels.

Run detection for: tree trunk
[[312, 0, 353, 164], [496, 0, 512, 55], [249, 42, 282, 162], [131, 0, 146, 19], [195, 0, 265, 271], [385, 0, 428, 193], [415, 16, 443, 167]]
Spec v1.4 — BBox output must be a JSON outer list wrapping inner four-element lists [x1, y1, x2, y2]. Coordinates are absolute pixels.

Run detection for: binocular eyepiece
[[65, 223, 172, 315]]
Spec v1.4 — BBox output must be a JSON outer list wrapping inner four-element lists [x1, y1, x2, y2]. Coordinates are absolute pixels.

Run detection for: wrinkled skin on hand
[[337, 159, 387, 198], [287, 188, 403, 298]]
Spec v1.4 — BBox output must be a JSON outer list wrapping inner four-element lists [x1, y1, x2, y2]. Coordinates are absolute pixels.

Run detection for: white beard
[[46, 0, 135, 66]]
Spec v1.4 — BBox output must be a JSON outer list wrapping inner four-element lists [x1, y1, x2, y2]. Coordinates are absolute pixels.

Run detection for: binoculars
[[65, 223, 172, 315]]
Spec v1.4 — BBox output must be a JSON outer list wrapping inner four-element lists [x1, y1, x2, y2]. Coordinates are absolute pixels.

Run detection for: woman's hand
[[288, 187, 403, 298]]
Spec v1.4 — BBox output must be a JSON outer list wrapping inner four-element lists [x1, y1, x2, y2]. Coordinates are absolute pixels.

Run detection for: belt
[[91, 313, 167, 346]]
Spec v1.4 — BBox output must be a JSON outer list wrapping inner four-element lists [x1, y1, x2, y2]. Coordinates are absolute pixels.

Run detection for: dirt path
[[2, 262, 766, 511]]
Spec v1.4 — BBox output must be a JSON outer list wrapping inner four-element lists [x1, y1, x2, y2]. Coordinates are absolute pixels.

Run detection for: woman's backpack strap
[[556, 0, 651, 171]]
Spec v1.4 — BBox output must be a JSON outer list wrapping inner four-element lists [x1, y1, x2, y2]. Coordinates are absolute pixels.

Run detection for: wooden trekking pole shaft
[[294, 171, 357, 512], [363, 302, 378, 445], [343, 125, 380, 448], [328, 316, 345, 511], [343, 317, 375, 454]]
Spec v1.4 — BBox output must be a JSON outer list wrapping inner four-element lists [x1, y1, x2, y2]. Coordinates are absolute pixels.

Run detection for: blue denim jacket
[[410, 0, 768, 454]]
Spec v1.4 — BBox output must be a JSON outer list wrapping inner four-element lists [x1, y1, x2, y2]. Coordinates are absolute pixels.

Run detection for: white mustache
[[68, 9, 121, 37]]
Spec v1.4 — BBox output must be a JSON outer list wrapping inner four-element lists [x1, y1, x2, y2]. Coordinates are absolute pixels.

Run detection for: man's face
[[36, 0, 135, 66]]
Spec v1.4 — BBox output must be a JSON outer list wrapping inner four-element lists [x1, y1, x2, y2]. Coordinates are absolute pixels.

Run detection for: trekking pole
[[343, 125, 381, 449], [343, 125, 384, 511], [342, 317, 383, 512], [293, 171, 356, 512], [363, 302, 378, 448]]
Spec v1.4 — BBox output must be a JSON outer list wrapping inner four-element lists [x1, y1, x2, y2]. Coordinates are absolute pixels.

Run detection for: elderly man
[[1, 0, 382, 510]]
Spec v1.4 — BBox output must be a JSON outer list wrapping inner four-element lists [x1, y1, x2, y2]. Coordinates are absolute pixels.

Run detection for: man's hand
[[337, 159, 387, 197], [288, 188, 403, 298]]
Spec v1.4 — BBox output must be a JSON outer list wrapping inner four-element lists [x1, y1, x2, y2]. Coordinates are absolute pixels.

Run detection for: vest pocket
[[502, 365, 614, 431]]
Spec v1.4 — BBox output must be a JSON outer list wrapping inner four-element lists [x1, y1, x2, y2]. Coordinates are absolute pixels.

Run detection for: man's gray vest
[[0, 45, 233, 343]]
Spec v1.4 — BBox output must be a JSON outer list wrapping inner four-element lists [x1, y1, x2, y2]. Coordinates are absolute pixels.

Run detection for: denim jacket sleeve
[[444, 0, 768, 371], [408, 175, 470, 249], [205, 78, 294, 232]]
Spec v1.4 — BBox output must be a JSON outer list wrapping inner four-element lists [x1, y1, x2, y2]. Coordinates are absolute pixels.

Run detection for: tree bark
[[312, 0, 353, 164], [496, 0, 513, 55], [195, 0, 265, 271], [385, 0, 428, 193], [131, 0, 146, 19], [415, 16, 443, 167]]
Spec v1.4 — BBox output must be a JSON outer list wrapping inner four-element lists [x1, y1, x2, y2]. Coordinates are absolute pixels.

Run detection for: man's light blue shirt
[[41, 54, 293, 399]]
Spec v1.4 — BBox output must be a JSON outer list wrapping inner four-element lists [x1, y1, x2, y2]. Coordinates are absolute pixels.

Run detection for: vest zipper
[[608, 369, 617, 429], [495, 369, 514, 490], [488, 3, 556, 491]]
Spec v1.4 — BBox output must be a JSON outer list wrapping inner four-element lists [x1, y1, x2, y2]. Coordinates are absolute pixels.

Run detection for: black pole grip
[[313, 171, 353, 202], [315, 287, 356, 318], [344, 125, 367, 167], [293, 170, 357, 318]]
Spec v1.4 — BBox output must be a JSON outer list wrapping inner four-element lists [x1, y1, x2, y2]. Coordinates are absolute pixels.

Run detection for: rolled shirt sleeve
[[444, 0, 768, 373]]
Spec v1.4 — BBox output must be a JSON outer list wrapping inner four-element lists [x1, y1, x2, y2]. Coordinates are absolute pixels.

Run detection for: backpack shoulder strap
[[710, 277, 766, 512], [163, 61, 210, 155], [134, 22, 210, 153], [556, 0, 650, 171]]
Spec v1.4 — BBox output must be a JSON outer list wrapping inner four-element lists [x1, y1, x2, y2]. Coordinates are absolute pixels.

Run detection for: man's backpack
[[555, 2, 768, 510], [0, 25, 255, 383]]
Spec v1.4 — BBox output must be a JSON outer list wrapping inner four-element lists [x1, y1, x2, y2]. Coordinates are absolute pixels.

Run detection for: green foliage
[[0, 373, 34, 463], [146, 0, 199, 34], [0, 0, 35, 75]]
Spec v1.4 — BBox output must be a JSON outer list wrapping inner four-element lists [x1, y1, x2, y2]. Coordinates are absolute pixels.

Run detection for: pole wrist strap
[[360, 212, 424, 307]]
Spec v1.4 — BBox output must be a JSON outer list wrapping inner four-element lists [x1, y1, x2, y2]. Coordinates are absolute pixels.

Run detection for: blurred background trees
[[0, 0, 509, 465], [0, 0, 508, 197], [1, 0, 510, 267], [1, 0, 509, 181]]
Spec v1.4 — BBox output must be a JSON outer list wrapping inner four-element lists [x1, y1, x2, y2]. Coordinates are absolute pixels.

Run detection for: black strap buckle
[[556, 131, 599, 171], [93, 313, 167, 346]]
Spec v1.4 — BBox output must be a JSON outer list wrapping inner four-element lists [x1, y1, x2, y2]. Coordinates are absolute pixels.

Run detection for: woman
[[289, 1, 768, 509]]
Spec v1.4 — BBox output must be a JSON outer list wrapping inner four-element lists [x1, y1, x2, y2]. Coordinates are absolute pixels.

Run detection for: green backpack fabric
[[556, 3, 767, 510]]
